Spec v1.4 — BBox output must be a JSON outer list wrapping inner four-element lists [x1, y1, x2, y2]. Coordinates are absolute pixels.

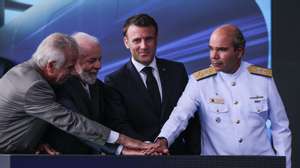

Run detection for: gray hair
[[71, 32, 99, 54], [32, 32, 78, 69], [72, 32, 99, 44]]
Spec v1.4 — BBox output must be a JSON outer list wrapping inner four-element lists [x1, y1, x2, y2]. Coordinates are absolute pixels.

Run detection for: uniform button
[[234, 101, 239, 105], [238, 138, 243, 143], [216, 117, 221, 123], [231, 82, 236, 86], [236, 120, 240, 124], [257, 109, 261, 112]]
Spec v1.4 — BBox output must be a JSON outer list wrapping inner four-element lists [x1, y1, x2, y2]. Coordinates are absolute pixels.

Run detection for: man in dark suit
[[105, 14, 200, 154], [44, 32, 144, 155]]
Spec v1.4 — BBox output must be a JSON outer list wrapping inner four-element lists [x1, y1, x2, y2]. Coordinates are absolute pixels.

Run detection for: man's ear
[[236, 48, 244, 59], [45, 61, 56, 75], [123, 36, 130, 49]]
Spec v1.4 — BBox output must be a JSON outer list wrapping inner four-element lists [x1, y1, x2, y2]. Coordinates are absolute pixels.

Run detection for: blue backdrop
[[0, 0, 270, 79]]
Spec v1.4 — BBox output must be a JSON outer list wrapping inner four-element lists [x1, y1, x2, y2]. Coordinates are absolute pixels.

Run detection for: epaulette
[[192, 67, 217, 81], [248, 65, 272, 78]]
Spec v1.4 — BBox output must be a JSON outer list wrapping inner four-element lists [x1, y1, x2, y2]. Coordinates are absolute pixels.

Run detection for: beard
[[78, 70, 98, 85]]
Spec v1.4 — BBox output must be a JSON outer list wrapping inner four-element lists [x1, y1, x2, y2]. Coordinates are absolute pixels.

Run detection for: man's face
[[76, 45, 101, 85], [124, 25, 157, 65], [209, 30, 243, 74]]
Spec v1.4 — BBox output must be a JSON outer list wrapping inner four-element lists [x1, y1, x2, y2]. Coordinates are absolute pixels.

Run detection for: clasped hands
[[118, 134, 169, 155], [36, 135, 170, 156]]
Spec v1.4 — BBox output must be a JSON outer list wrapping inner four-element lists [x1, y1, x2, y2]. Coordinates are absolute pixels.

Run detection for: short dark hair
[[232, 28, 246, 49], [122, 13, 158, 37]]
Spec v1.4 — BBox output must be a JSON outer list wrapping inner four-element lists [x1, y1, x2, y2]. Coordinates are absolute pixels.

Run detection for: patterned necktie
[[142, 66, 161, 115]]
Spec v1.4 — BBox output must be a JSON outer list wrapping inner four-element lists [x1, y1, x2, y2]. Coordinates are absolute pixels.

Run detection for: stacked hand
[[145, 137, 169, 155], [117, 134, 169, 155], [116, 134, 154, 155]]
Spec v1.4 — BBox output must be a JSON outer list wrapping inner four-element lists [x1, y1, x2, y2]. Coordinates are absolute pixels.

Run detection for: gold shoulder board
[[193, 67, 217, 81], [248, 65, 272, 78]]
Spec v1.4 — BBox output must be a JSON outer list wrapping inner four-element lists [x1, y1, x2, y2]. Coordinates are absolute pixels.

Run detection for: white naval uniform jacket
[[159, 61, 291, 168]]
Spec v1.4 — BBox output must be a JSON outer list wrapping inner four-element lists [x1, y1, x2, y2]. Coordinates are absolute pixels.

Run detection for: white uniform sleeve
[[268, 78, 292, 168], [158, 76, 200, 146]]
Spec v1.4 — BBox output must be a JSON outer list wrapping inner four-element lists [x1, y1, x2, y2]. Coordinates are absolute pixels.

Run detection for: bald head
[[71, 32, 102, 84], [211, 24, 246, 50]]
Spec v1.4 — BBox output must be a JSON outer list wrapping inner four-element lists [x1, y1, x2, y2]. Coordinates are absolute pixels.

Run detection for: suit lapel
[[68, 78, 93, 117], [157, 59, 170, 119], [89, 82, 102, 121]]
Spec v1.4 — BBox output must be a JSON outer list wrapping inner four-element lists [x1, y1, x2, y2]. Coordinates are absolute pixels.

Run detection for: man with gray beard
[[44, 32, 142, 155]]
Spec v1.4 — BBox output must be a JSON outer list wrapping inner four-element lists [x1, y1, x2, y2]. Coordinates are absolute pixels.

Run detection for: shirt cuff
[[107, 130, 119, 143], [116, 145, 123, 155]]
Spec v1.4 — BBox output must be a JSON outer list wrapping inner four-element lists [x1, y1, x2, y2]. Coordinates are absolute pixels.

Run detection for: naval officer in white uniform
[[155, 24, 291, 168]]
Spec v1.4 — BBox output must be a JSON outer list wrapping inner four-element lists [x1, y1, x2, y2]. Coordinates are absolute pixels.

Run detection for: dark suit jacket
[[45, 76, 118, 154], [105, 58, 200, 154]]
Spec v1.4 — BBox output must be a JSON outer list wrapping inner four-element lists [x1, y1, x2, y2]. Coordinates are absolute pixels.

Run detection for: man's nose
[[140, 40, 148, 49], [210, 50, 219, 59]]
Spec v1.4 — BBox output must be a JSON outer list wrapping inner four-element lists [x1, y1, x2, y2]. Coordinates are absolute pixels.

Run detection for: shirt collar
[[131, 57, 158, 73], [219, 61, 244, 80]]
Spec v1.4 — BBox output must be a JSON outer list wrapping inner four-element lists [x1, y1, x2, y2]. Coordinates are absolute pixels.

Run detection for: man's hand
[[149, 137, 169, 155], [116, 134, 157, 151], [35, 144, 59, 155], [121, 146, 147, 155]]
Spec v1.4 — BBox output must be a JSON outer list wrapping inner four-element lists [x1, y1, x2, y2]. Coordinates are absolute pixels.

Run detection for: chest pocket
[[249, 98, 269, 120], [249, 98, 268, 113]]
